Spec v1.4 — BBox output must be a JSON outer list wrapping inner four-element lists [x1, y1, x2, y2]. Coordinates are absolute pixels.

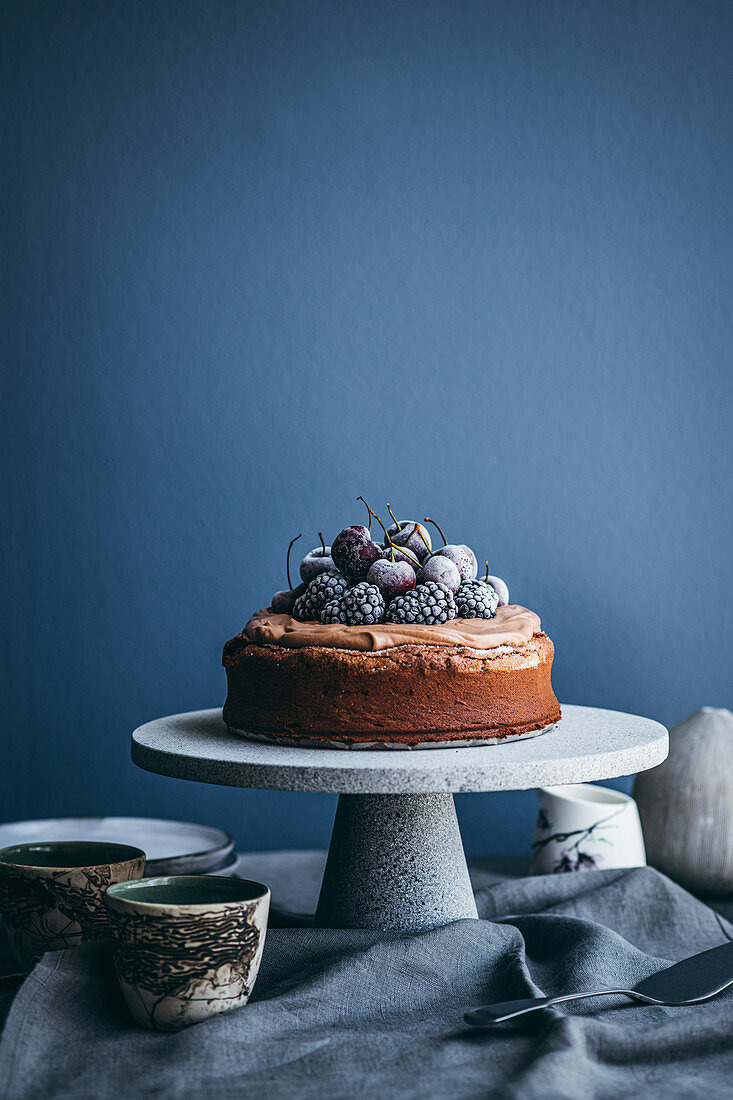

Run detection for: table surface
[[2, 850, 731, 1099], [132, 704, 668, 794]]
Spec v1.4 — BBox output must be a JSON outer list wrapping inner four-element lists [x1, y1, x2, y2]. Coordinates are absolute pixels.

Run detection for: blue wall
[[3, 0, 732, 857]]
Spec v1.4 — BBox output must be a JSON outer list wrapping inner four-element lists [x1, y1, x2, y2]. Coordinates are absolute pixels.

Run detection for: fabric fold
[[0, 866, 731, 1099]]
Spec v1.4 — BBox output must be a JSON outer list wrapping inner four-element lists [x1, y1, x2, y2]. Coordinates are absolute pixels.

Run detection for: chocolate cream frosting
[[244, 604, 541, 653]]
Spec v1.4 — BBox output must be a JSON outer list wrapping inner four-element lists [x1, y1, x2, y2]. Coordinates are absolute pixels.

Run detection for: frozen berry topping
[[455, 579, 499, 619], [321, 581, 386, 625], [293, 571, 350, 621], [485, 574, 509, 606], [437, 544, 478, 583], [271, 581, 307, 615], [299, 543, 335, 583], [419, 554, 461, 594], [366, 557, 417, 600], [267, 504, 511, 627], [385, 520, 432, 562], [385, 581, 457, 625], [331, 525, 382, 581]]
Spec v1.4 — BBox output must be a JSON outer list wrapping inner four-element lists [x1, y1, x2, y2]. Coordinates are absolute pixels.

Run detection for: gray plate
[[0, 817, 234, 876]]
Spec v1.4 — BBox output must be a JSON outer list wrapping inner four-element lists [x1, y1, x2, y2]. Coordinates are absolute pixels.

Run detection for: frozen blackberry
[[321, 581, 386, 625], [293, 570, 350, 621], [455, 579, 499, 619], [310, 570, 351, 617], [320, 599, 345, 624], [292, 585, 318, 622], [385, 581, 457, 625]]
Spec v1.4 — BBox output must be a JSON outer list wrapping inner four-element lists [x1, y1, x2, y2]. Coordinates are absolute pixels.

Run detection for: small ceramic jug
[[633, 708, 733, 896], [529, 784, 646, 875]]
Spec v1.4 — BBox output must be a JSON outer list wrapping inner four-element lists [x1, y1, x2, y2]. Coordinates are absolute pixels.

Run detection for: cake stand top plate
[[131, 706, 668, 795]]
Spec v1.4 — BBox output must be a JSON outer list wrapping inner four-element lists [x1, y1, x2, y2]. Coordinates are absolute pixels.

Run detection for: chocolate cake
[[223, 607, 560, 749], [222, 509, 560, 749]]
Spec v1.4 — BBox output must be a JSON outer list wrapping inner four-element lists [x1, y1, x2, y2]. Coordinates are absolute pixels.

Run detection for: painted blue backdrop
[[3, 0, 732, 856]]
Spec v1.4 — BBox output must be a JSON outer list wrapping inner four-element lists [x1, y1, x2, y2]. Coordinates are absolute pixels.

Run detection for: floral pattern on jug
[[529, 785, 647, 876]]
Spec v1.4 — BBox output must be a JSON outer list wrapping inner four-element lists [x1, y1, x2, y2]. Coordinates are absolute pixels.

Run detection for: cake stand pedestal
[[131, 705, 667, 931]]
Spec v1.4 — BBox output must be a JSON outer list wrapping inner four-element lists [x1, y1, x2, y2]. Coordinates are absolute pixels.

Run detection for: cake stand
[[131, 705, 667, 931]]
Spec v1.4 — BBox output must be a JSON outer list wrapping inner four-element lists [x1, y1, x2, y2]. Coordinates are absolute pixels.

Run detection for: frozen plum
[[331, 525, 382, 581], [299, 545, 335, 583], [419, 555, 461, 594], [271, 581, 307, 614], [386, 520, 432, 562], [438, 544, 478, 583], [366, 558, 417, 600]]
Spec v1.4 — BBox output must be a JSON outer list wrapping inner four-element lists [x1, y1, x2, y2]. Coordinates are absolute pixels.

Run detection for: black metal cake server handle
[[464, 940, 733, 1026]]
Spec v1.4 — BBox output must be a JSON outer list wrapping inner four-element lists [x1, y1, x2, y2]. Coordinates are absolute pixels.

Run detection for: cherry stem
[[368, 507, 391, 541], [390, 534, 422, 570], [286, 534, 302, 590], [356, 496, 372, 532], [414, 522, 433, 557], [385, 507, 430, 566], [423, 517, 448, 546], [485, 561, 490, 584], [318, 531, 326, 556], [400, 543, 422, 569], [386, 503, 401, 531], [364, 502, 422, 570]]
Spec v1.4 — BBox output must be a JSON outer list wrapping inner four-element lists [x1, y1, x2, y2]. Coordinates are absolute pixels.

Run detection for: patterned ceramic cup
[[105, 875, 270, 1031], [0, 841, 146, 969], [529, 783, 647, 874]]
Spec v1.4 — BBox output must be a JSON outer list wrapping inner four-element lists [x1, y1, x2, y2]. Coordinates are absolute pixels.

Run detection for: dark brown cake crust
[[222, 631, 561, 747]]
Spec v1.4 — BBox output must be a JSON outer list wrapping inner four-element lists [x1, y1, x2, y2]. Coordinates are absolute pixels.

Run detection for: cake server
[[464, 940, 733, 1026]]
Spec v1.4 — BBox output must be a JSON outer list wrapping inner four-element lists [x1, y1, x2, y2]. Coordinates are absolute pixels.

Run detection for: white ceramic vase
[[633, 707, 733, 896], [529, 783, 646, 875]]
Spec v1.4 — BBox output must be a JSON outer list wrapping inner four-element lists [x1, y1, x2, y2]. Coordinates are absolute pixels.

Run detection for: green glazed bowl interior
[[107, 875, 269, 907], [0, 841, 146, 869]]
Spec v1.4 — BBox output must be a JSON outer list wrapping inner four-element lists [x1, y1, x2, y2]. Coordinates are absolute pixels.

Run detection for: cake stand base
[[315, 793, 478, 930], [131, 706, 668, 932]]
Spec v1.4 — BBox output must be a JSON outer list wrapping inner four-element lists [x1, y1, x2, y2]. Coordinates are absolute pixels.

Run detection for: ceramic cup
[[529, 784, 646, 875], [0, 841, 146, 969], [105, 875, 270, 1031]]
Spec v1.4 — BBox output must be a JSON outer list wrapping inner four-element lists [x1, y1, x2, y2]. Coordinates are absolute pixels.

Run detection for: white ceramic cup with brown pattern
[[105, 875, 270, 1031], [0, 841, 146, 969]]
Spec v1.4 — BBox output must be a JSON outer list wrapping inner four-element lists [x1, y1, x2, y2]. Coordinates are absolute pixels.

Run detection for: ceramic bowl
[[0, 841, 146, 968], [105, 875, 270, 1031], [529, 783, 646, 874]]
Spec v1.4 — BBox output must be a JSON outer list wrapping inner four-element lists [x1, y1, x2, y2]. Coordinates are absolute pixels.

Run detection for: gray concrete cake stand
[[131, 705, 667, 932]]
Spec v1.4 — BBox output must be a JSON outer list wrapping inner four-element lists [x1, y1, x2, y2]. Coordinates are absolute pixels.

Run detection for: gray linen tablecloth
[[1, 864, 732, 1099]]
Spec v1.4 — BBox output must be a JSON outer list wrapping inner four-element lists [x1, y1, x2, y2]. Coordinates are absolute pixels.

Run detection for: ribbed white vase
[[633, 707, 733, 896]]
